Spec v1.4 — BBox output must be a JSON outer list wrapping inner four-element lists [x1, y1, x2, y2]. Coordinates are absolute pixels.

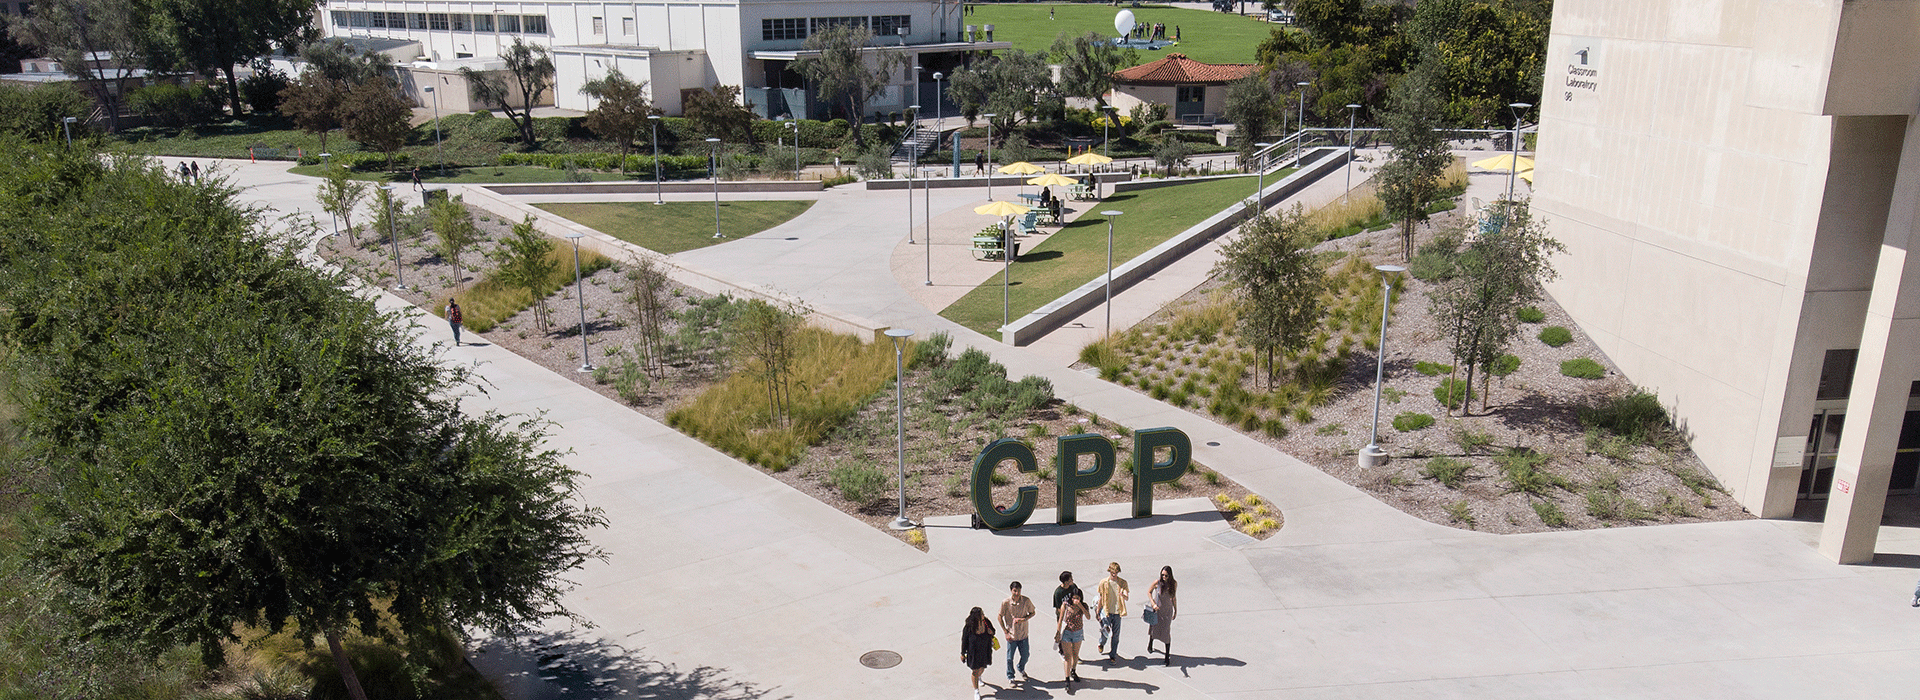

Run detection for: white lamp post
[[565, 232, 593, 372], [885, 327, 917, 530], [1507, 102, 1531, 201], [707, 138, 723, 238], [1344, 103, 1361, 203], [380, 184, 406, 290], [907, 104, 920, 244], [788, 120, 801, 180], [1358, 264, 1406, 469], [1295, 82, 1310, 163], [62, 116, 76, 148], [1252, 141, 1274, 220], [424, 84, 444, 175], [1102, 106, 1113, 158], [1102, 210, 1123, 337], [983, 112, 997, 201], [648, 115, 663, 205], [933, 71, 944, 134]]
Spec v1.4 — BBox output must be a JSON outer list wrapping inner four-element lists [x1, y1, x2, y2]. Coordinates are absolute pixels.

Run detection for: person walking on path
[[961, 607, 997, 699], [998, 581, 1036, 684], [975, 151, 986, 175], [1146, 566, 1177, 665], [189, 161, 200, 182], [1094, 562, 1129, 665], [411, 166, 425, 191], [446, 299, 464, 346], [1057, 590, 1091, 685], [1052, 571, 1082, 617]]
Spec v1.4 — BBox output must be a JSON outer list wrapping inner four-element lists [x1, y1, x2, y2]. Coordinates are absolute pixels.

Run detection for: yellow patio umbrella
[[1470, 154, 1535, 172], [1518, 168, 1534, 184], [974, 200, 1031, 217], [998, 161, 1045, 175], [1065, 152, 1113, 166], [1027, 173, 1077, 187]]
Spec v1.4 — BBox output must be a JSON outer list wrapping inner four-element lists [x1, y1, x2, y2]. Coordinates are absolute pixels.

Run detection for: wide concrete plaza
[[185, 155, 1920, 699]]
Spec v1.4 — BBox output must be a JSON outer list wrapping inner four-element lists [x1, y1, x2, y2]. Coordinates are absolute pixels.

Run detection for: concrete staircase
[[890, 126, 944, 165]]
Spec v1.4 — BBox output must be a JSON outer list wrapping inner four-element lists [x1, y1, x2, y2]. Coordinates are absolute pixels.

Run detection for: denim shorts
[[1061, 628, 1084, 644]]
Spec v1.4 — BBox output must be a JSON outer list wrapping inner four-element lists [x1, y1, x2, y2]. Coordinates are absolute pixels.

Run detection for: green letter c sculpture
[[971, 438, 1038, 530]]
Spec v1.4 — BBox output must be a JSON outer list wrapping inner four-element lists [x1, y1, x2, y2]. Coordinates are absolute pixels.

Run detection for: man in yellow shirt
[[997, 581, 1036, 683], [1094, 562, 1129, 665]]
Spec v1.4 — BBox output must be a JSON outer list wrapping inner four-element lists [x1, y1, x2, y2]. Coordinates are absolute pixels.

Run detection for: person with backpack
[[445, 299, 464, 346]]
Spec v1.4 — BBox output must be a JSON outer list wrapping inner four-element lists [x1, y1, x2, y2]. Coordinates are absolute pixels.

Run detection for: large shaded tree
[[1050, 31, 1134, 114], [0, 140, 604, 700], [946, 50, 1058, 137], [339, 77, 414, 168], [133, 0, 320, 115], [792, 24, 901, 148], [1428, 201, 1563, 414], [9, 0, 143, 131], [1223, 73, 1278, 162], [279, 39, 398, 148], [461, 38, 554, 148], [1213, 208, 1326, 388]]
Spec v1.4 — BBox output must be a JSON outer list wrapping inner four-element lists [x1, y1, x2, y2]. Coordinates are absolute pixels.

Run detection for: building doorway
[[1174, 85, 1203, 123]]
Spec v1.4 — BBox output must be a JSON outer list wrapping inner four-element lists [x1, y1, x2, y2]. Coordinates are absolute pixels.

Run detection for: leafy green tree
[[1050, 31, 1134, 114], [682, 84, 756, 144], [9, 0, 142, 131], [1409, 0, 1548, 126], [1152, 135, 1191, 173], [1427, 201, 1563, 414], [461, 38, 554, 148], [0, 82, 92, 141], [429, 194, 479, 283], [579, 68, 655, 173], [727, 299, 805, 427], [1214, 208, 1326, 388], [1223, 73, 1278, 162], [624, 256, 673, 378], [946, 50, 1058, 136], [317, 164, 370, 244], [1375, 54, 1452, 260], [279, 39, 397, 149], [792, 24, 901, 149], [490, 214, 558, 330], [132, 0, 320, 115], [0, 139, 604, 700], [339, 78, 414, 169]]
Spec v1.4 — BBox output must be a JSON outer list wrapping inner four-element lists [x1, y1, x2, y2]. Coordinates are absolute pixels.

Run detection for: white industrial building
[[312, 0, 1007, 117], [1534, 0, 1920, 563]]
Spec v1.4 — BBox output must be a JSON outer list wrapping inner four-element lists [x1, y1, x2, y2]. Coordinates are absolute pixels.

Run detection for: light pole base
[[889, 517, 917, 531], [1357, 444, 1388, 469], [578, 364, 595, 373], [924, 280, 933, 286], [653, 201, 664, 206]]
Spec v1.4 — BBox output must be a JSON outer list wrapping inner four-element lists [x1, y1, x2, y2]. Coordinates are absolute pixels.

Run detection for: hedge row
[[497, 152, 711, 177]]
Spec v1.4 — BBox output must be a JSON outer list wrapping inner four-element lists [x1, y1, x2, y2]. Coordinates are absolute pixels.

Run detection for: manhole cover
[[1208, 529, 1257, 549], [860, 650, 902, 669]]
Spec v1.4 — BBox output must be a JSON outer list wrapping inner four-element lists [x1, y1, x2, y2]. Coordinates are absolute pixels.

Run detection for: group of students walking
[[961, 564, 1178, 698]]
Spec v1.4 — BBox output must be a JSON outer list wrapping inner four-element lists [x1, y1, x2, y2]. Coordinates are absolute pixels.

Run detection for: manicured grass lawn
[[113, 118, 349, 159], [966, 3, 1277, 66], [288, 164, 638, 184], [940, 176, 1267, 335], [534, 201, 818, 255]]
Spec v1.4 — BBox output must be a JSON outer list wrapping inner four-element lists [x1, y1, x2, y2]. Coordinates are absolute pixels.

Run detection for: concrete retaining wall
[[483, 180, 826, 196], [999, 146, 1351, 346]]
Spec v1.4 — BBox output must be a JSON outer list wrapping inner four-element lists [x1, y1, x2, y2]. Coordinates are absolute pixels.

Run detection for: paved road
[[177, 155, 1920, 700]]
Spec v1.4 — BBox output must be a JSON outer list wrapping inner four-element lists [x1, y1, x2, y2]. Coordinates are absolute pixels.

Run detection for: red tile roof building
[[1110, 53, 1258, 85]]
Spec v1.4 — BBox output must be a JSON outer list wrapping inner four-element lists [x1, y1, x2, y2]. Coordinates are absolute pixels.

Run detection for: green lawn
[[966, 3, 1278, 66], [534, 201, 818, 254], [940, 176, 1268, 335], [288, 164, 639, 184]]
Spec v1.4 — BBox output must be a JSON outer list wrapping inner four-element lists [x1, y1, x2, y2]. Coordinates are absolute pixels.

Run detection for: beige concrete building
[[1534, 0, 1920, 563]]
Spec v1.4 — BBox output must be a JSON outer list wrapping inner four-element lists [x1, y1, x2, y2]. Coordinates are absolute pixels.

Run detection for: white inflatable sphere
[[1115, 10, 1136, 38]]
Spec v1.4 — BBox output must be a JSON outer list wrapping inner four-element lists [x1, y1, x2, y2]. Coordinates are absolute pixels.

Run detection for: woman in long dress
[[1146, 566, 1177, 665]]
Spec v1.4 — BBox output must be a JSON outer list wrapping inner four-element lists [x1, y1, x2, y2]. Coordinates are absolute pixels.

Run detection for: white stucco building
[[313, 0, 1007, 117], [1534, 0, 1920, 563]]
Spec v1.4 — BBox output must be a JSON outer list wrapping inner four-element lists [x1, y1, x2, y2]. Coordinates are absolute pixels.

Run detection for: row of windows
[[588, 16, 638, 36], [761, 15, 910, 42], [331, 11, 547, 35]]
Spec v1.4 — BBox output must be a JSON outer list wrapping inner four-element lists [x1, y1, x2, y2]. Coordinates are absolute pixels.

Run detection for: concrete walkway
[[177, 155, 1920, 700]]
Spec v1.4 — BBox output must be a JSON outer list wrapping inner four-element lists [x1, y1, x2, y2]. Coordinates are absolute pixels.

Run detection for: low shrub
[[1538, 325, 1573, 347], [1434, 378, 1474, 409], [1517, 306, 1546, 323], [1392, 412, 1435, 431], [1560, 358, 1605, 379], [1496, 448, 1566, 496], [1579, 389, 1670, 445], [1490, 354, 1521, 377], [910, 331, 952, 368], [1414, 361, 1453, 376], [1585, 486, 1648, 521], [830, 459, 889, 507], [1420, 457, 1471, 488], [1445, 499, 1475, 527], [1532, 500, 1569, 527], [668, 327, 900, 470]]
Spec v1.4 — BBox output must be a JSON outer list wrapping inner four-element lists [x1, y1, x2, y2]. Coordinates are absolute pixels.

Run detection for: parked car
[[1267, 10, 1294, 23]]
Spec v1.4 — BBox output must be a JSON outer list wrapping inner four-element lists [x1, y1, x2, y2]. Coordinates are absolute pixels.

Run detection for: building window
[[870, 15, 910, 37], [455, 51, 472, 59], [622, 16, 634, 35], [428, 13, 448, 30], [591, 16, 604, 34], [348, 11, 368, 27], [474, 13, 493, 31], [451, 13, 469, 30], [410, 13, 428, 30], [368, 11, 386, 28], [522, 15, 546, 34], [1818, 349, 1860, 401], [388, 12, 408, 28], [762, 17, 805, 41], [331, 10, 347, 26], [498, 14, 519, 32], [810, 16, 866, 34]]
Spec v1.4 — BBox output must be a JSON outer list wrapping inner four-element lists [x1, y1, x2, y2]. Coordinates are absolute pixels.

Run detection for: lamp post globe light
[[1343, 103, 1361, 203], [932, 72, 944, 132], [565, 232, 593, 372], [907, 104, 920, 244], [983, 113, 997, 202], [885, 327, 917, 530], [1295, 82, 1310, 162], [424, 85, 444, 175], [707, 138, 723, 238], [1101, 210, 1124, 337], [1358, 264, 1407, 469], [648, 115, 663, 205], [380, 184, 407, 290], [1507, 102, 1532, 201]]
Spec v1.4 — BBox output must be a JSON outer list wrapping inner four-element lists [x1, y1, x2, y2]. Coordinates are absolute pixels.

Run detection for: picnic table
[[1070, 183, 1096, 201]]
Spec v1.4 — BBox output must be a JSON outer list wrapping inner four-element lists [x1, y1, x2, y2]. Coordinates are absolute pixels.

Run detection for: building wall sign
[[969, 427, 1191, 530], [1555, 36, 1604, 124]]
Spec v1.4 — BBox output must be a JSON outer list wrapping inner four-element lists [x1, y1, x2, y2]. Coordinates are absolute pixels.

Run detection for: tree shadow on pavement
[[471, 630, 789, 700]]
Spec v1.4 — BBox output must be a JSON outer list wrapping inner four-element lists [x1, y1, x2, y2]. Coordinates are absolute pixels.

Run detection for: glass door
[[1800, 410, 1844, 499]]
